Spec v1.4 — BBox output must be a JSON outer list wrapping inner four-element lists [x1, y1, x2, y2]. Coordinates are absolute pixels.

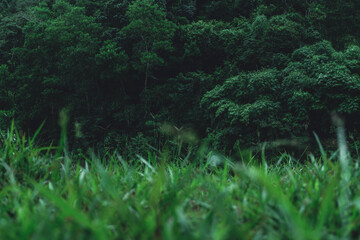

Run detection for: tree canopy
[[1, 0, 360, 152]]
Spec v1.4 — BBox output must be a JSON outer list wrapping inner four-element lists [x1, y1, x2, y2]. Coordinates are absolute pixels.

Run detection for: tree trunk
[[145, 62, 150, 90]]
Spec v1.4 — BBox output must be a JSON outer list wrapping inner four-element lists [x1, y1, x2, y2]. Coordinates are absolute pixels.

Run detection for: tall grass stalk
[[0, 123, 359, 239], [332, 112, 351, 238]]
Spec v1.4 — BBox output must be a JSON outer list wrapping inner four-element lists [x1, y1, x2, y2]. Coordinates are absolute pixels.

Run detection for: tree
[[0, 0, 38, 65], [283, 41, 360, 135], [11, 0, 102, 132], [201, 69, 282, 149], [201, 41, 360, 150], [121, 0, 175, 89]]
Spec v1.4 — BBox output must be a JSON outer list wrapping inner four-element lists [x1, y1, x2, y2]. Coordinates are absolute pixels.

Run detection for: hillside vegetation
[[1, 0, 360, 151], [1, 1, 360, 238]]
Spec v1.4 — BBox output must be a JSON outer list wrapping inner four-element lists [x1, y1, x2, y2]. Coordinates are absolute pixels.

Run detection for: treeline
[[1, 0, 360, 152]]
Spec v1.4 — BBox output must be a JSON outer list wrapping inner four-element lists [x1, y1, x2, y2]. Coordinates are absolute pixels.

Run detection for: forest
[[1, 0, 360, 153], [1, 0, 360, 239]]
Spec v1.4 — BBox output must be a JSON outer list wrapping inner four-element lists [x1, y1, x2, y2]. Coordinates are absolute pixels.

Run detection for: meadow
[[0, 123, 359, 240]]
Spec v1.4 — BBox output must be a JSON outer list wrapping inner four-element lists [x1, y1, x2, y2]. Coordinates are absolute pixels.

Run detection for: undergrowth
[[0, 123, 359, 240]]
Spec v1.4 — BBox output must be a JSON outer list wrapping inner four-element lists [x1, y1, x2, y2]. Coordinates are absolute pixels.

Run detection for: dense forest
[[2, 1, 360, 239], [1, 0, 360, 154]]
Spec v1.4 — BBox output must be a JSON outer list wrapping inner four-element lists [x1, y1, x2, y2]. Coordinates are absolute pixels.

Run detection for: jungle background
[[1, 0, 360, 155]]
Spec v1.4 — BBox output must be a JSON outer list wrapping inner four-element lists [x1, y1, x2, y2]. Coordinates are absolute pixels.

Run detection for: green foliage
[[5, 0, 102, 134], [202, 69, 283, 148], [285, 41, 360, 113], [200, 0, 253, 20], [239, 13, 310, 69], [181, 20, 242, 71], [2, 1, 360, 237], [1, 0, 360, 152], [95, 40, 129, 80], [344, 45, 360, 74], [0, 127, 360, 239], [0, 0, 37, 65], [121, 0, 176, 89], [202, 41, 360, 150], [148, 71, 213, 129], [167, 0, 196, 23]]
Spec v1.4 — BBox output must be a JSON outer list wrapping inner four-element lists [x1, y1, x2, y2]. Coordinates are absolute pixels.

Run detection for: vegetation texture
[[0, 124, 360, 239], [1, 0, 360, 151], [1, 1, 360, 239]]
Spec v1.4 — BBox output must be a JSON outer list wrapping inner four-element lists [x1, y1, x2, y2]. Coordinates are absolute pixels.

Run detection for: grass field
[[0, 124, 359, 239]]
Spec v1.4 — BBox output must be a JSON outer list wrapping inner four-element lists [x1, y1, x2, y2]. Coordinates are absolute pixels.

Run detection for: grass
[[0, 124, 360, 239]]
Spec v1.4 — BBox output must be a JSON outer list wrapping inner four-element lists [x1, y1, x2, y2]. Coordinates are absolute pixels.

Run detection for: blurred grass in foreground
[[0, 123, 359, 240]]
